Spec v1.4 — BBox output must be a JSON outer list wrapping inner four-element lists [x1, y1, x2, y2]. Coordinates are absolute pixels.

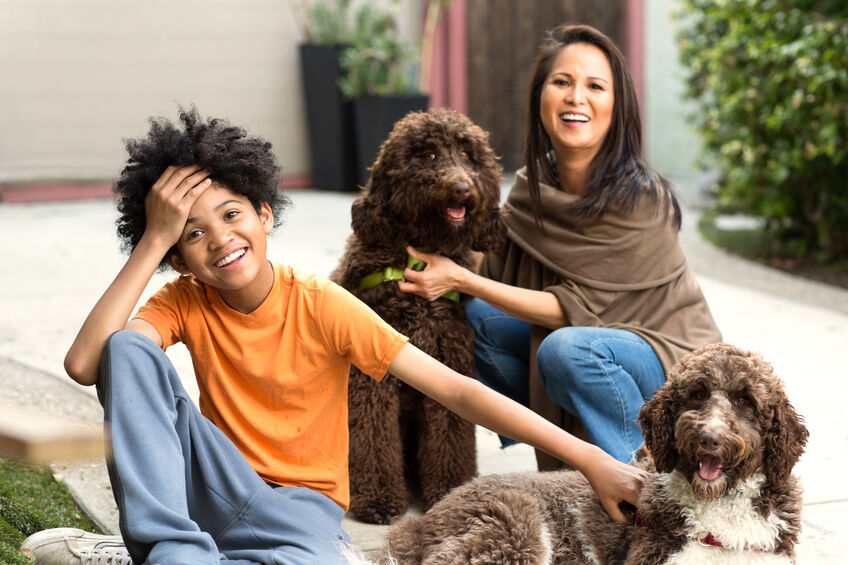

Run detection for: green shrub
[[675, 0, 848, 260]]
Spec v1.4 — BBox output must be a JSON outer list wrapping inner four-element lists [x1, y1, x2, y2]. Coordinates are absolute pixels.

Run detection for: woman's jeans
[[465, 298, 665, 463], [96, 330, 350, 565]]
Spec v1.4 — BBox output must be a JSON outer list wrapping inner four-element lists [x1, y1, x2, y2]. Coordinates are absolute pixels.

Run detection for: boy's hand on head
[[65, 165, 209, 385], [143, 165, 212, 249]]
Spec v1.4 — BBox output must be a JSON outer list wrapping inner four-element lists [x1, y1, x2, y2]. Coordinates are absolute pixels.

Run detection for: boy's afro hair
[[114, 107, 290, 269]]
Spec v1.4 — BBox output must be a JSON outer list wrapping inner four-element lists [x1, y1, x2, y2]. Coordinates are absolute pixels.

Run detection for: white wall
[[643, 0, 704, 200], [0, 0, 419, 184]]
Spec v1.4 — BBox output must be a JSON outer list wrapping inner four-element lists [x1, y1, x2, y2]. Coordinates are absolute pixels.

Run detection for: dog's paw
[[421, 487, 451, 511], [350, 499, 408, 525]]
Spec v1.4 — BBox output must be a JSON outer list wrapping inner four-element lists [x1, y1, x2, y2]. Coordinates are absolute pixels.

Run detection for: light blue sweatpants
[[97, 330, 350, 565]]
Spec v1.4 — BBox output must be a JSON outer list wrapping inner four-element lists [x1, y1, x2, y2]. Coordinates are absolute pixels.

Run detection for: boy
[[22, 109, 644, 564]]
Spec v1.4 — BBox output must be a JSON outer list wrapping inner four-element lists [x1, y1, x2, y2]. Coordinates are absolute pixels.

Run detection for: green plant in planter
[[338, 1, 422, 97], [290, 0, 360, 190], [289, 0, 354, 44]]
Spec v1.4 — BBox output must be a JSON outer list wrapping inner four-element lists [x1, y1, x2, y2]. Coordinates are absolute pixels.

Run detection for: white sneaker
[[20, 528, 133, 564]]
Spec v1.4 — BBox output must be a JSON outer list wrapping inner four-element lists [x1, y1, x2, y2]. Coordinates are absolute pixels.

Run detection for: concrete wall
[[643, 0, 704, 200], [2, 0, 705, 191], [0, 0, 418, 184]]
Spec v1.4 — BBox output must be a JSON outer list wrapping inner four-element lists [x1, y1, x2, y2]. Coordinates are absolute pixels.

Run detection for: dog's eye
[[732, 394, 750, 408], [425, 152, 436, 161], [459, 150, 470, 160], [691, 388, 710, 401]]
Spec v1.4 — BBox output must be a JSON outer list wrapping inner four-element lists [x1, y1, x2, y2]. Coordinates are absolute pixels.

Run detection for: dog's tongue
[[699, 455, 724, 481], [447, 206, 466, 220]]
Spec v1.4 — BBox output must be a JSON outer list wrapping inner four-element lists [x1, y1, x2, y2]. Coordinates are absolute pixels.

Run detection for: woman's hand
[[398, 246, 468, 302], [400, 246, 568, 328], [580, 448, 648, 523], [142, 165, 212, 248]]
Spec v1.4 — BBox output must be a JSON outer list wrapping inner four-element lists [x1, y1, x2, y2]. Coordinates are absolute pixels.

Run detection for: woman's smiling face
[[539, 42, 614, 160]]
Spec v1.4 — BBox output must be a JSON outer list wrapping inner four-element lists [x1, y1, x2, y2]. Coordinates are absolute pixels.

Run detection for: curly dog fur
[[331, 108, 505, 524], [364, 343, 807, 564]]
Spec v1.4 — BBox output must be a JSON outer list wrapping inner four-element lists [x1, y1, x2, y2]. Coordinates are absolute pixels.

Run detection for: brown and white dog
[[355, 343, 808, 564]]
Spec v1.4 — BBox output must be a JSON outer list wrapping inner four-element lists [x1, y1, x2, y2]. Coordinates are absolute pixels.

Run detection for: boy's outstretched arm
[[64, 165, 211, 386], [388, 342, 648, 523]]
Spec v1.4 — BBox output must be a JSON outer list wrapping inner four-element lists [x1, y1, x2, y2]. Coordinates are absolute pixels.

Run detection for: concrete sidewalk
[[1, 189, 846, 562]]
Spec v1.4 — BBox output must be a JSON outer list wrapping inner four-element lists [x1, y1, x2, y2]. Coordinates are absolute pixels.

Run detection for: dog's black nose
[[699, 431, 723, 451], [451, 182, 471, 201]]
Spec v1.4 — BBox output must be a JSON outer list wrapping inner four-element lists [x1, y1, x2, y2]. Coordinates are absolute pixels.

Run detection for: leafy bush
[[675, 0, 848, 260]]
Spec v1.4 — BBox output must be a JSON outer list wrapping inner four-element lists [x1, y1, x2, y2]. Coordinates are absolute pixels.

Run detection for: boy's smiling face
[[168, 182, 275, 313]]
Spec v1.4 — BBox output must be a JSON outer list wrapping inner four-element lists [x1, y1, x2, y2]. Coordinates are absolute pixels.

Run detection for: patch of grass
[[698, 211, 848, 290], [698, 211, 771, 259], [0, 457, 101, 564]]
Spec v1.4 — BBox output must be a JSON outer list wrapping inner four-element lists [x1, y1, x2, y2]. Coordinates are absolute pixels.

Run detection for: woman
[[400, 24, 721, 467]]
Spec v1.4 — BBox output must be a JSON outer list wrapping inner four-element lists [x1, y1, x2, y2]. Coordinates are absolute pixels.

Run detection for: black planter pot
[[351, 94, 429, 187], [298, 43, 357, 191]]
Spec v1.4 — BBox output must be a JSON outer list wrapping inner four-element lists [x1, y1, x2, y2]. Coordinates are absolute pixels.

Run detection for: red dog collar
[[634, 512, 765, 552]]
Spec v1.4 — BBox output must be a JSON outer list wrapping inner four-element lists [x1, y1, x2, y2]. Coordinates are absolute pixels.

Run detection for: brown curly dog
[[331, 108, 505, 525], [361, 343, 807, 564]]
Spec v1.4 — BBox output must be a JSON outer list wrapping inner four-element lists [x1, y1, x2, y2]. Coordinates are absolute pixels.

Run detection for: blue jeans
[[97, 330, 350, 565], [465, 298, 665, 463]]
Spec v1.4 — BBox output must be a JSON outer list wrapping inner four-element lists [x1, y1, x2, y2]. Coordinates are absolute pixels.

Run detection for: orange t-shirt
[[134, 263, 408, 510]]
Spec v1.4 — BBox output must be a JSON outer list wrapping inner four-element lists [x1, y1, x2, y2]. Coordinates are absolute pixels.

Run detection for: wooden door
[[466, 0, 626, 171]]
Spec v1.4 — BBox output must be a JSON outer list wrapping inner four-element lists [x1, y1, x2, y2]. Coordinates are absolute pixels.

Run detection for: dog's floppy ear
[[472, 207, 507, 253], [351, 157, 396, 246], [638, 376, 679, 473], [469, 134, 507, 252], [762, 388, 808, 483]]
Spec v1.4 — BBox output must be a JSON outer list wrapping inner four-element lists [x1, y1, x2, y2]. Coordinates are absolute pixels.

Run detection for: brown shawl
[[481, 168, 722, 469]]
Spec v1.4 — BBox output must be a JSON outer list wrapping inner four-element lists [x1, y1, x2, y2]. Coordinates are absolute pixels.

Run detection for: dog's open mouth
[[698, 454, 724, 481], [445, 205, 467, 223]]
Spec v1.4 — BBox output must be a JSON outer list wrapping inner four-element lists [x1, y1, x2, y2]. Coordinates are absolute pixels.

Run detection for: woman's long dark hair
[[524, 24, 680, 228]]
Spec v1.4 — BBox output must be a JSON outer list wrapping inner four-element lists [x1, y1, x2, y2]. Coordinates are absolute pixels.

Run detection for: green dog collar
[[358, 242, 460, 302], [359, 266, 406, 290]]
